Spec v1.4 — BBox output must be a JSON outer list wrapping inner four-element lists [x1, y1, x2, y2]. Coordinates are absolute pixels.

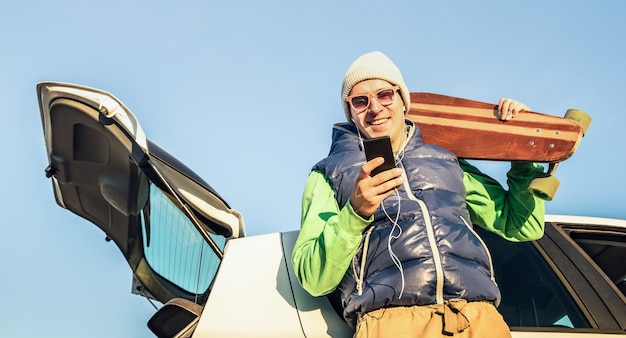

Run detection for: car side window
[[565, 227, 626, 298], [475, 227, 590, 329]]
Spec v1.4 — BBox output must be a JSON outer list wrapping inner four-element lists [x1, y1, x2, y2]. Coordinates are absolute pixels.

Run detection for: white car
[[37, 82, 626, 337]]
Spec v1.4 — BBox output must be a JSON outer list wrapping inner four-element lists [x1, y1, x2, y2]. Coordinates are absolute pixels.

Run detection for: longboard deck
[[408, 92, 585, 162]]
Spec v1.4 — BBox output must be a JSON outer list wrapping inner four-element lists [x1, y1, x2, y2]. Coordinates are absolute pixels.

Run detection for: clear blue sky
[[1, 1, 625, 337]]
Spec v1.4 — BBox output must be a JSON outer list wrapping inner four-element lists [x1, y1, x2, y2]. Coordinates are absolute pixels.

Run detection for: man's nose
[[369, 96, 384, 112]]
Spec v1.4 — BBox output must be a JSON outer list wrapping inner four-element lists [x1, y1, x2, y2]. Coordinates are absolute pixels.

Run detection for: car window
[[475, 227, 590, 329], [141, 183, 225, 295], [566, 227, 626, 298]]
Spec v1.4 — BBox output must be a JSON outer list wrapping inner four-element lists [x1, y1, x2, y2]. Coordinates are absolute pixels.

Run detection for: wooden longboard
[[408, 92, 588, 163]]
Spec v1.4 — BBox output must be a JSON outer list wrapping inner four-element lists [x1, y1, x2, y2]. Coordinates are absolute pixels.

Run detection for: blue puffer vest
[[313, 121, 500, 328]]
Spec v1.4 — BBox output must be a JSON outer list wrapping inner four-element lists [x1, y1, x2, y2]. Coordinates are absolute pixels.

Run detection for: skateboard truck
[[527, 108, 592, 201]]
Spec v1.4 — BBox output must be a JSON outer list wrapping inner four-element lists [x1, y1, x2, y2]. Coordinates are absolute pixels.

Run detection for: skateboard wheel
[[564, 109, 592, 136], [528, 174, 560, 201]]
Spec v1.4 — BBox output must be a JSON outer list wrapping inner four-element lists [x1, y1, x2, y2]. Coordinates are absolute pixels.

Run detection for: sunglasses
[[345, 86, 399, 112]]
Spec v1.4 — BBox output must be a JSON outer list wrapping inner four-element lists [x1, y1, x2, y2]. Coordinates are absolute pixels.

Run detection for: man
[[291, 51, 545, 337]]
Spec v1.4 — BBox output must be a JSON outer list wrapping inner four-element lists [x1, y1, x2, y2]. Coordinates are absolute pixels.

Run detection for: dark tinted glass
[[476, 227, 590, 328]]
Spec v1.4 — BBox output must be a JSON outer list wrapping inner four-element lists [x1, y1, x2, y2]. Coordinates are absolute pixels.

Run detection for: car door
[[37, 82, 244, 308], [476, 215, 626, 336]]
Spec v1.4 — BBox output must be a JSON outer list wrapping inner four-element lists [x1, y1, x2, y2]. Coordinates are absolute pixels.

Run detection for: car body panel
[[195, 232, 306, 337]]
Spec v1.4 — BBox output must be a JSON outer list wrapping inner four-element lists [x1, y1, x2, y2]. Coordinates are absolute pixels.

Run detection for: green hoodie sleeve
[[291, 170, 372, 296], [461, 159, 545, 242]]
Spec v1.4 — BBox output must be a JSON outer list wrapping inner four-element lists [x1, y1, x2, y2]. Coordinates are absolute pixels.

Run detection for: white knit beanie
[[341, 51, 410, 122]]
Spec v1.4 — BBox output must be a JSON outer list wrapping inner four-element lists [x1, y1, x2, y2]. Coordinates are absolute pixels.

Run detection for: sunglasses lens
[[377, 89, 395, 105], [351, 96, 369, 110]]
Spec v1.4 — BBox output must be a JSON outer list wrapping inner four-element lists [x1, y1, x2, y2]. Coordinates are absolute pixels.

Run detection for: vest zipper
[[402, 179, 445, 305], [353, 226, 375, 296]]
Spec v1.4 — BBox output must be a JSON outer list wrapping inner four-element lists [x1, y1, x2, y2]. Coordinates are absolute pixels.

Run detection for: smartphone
[[363, 135, 396, 176]]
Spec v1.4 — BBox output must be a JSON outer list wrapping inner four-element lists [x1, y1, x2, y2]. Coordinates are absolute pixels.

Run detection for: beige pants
[[354, 300, 511, 338]]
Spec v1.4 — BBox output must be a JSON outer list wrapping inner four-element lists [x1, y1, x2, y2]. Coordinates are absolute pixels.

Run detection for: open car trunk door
[[37, 82, 245, 305]]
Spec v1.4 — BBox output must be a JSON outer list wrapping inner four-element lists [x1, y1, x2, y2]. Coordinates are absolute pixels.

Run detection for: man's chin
[[366, 126, 391, 138]]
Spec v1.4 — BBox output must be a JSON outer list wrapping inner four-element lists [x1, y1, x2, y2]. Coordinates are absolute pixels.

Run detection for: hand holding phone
[[363, 136, 396, 176]]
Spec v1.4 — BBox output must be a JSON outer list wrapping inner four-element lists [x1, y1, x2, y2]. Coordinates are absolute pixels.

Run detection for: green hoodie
[[292, 159, 545, 297]]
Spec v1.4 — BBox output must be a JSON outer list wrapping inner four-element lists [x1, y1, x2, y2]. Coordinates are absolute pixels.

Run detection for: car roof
[[546, 214, 626, 229]]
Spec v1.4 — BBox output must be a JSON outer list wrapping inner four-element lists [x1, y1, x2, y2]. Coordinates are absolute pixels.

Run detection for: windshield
[[141, 183, 225, 294]]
